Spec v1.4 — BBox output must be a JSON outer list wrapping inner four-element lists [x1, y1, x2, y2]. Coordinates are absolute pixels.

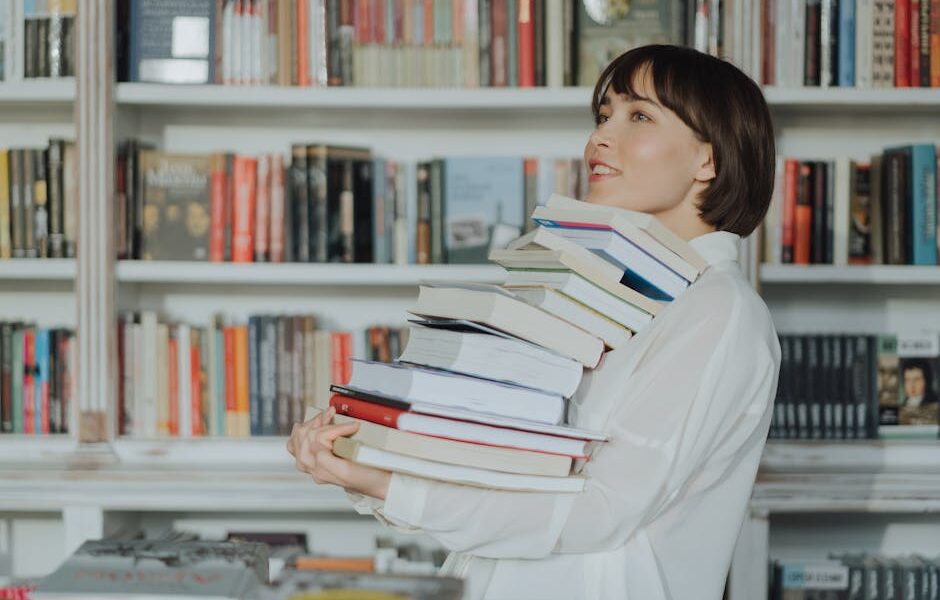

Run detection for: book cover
[[442, 157, 524, 264], [574, 0, 684, 86], [128, 0, 216, 83], [140, 151, 212, 261], [896, 332, 940, 427], [231, 154, 258, 263], [909, 143, 937, 265]]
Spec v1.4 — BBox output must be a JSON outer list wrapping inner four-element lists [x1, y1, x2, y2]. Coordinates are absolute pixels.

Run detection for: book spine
[[47, 140, 65, 258], [912, 0, 922, 85], [260, 316, 278, 435], [478, 0, 492, 86], [269, 154, 285, 262], [235, 324, 250, 437], [838, 0, 856, 86], [0, 324, 11, 433], [224, 326, 236, 436], [795, 161, 813, 264], [812, 161, 828, 263], [821, 334, 833, 439], [843, 335, 857, 439], [223, 153, 235, 261], [808, 335, 822, 439], [191, 328, 204, 436], [22, 328, 34, 435], [254, 154, 271, 262], [533, 0, 544, 86], [897, 0, 912, 86], [491, 0, 507, 86], [232, 155, 258, 263], [919, 0, 930, 85], [805, 0, 822, 86], [10, 150, 22, 258], [248, 316, 261, 436], [22, 148, 34, 258], [168, 327, 179, 436], [277, 316, 291, 435], [910, 144, 937, 265], [330, 393, 401, 427], [415, 161, 431, 264], [11, 327, 23, 434], [209, 153, 226, 262], [311, 147, 330, 262], [291, 316, 305, 425], [353, 157, 374, 263], [297, 0, 310, 85], [429, 159, 444, 263], [0, 151, 9, 259], [36, 329, 49, 435], [882, 149, 909, 265], [303, 316, 317, 411], [932, 0, 940, 85]]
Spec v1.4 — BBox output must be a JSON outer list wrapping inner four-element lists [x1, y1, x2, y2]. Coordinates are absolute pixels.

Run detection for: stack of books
[[327, 193, 706, 493]]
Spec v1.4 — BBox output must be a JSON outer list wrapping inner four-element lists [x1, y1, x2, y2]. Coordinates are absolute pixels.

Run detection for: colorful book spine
[[909, 144, 937, 265]]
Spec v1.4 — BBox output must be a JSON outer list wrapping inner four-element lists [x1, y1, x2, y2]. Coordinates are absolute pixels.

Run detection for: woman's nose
[[589, 127, 612, 148]]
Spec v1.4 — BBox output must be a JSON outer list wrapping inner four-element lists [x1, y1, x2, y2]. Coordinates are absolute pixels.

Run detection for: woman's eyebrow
[[625, 93, 663, 111]]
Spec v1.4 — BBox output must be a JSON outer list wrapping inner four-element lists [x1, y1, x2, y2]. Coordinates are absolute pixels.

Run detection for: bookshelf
[[3, 3, 940, 597]]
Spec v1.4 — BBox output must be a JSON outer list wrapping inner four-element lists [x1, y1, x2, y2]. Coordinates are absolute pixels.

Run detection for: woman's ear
[[695, 144, 716, 183]]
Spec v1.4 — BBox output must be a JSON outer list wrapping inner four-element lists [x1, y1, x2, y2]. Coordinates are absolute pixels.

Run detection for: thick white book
[[348, 359, 566, 425], [503, 270, 653, 333], [409, 283, 605, 368], [333, 437, 585, 493], [398, 320, 584, 398], [336, 414, 573, 477], [492, 228, 664, 317], [507, 285, 632, 349]]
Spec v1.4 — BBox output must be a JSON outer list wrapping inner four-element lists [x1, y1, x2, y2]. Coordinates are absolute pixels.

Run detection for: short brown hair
[[591, 45, 775, 237]]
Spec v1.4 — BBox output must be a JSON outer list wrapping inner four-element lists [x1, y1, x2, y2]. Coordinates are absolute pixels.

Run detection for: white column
[[728, 509, 770, 600], [62, 506, 105, 558], [75, 0, 116, 442]]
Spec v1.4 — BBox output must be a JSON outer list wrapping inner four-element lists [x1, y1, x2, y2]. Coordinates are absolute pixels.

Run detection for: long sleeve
[[372, 275, 779, 560]]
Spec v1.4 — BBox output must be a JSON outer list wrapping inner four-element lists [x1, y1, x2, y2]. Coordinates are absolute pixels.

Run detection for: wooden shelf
[[0, 259, 76, 281], [760, 264, 940, 285], [0, 79, 75, 104], [115, 83, 594, 111], [116, 261, 506, 286]]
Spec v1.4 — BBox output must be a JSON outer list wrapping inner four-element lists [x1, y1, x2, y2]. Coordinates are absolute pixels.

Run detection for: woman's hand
[[286, 406, 392, 501]]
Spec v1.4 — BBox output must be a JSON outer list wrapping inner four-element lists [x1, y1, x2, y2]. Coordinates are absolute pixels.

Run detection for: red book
[[394, 0, 405, 43], [330, 332, 352, 385], [231, 155, 258, 263], [209, 154, 226, 262], [191, 338, 202, 436], [794, 162, 813, 265], [356, 0, 370, 44], [331, 394, 400, 427], [22, 330, 34, 435], [897, 0, 912, 86], [39, 335, 49, 435], [424, 0, 434, 46], [491, 0, 508, 86], [168, 333, 179, 436], [782, 159, 798, 263], [518, 0, 535, 87], [254, 155, 270, 262], [375, 0, 386, 43], [269, 154, 285, 263], [297, 0, 310, 86], [932, 0, 940, 86], [911, 0, 921, 86], [224, 326, 236, 436]]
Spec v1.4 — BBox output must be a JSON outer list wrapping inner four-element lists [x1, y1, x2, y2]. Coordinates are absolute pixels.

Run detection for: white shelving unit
[[760, 264, 940, 285]]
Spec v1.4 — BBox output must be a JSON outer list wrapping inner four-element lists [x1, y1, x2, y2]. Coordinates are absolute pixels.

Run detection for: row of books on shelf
[[763, 144, 940, 266], [29, 532, 462, 599], [327, 194, 704, 493], [0, 141, 78, 260], [0, 322, 74, 436], [118, 0, 695, 89], [116, 311, 409, 438], [762, 0, 940, 89], [117, 141, 588, 265], [770, 331, 940, 441], [0, 0, 76, 82], [771, 554, 940, 600]]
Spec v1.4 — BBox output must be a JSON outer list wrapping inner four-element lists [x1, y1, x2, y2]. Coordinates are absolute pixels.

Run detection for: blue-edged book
[[837, 0, 856, 86], [910, 144, 937, 265], [35, 328, 49, 434]]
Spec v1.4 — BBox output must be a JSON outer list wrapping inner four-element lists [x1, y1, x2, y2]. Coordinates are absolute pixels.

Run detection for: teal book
[[443, 157, 525, 264], [910, 143, 937, 265], [35, 328, 49, 434]]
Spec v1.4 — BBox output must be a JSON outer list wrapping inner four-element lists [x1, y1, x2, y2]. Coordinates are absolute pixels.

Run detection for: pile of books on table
[[329, 194, 707, 492]]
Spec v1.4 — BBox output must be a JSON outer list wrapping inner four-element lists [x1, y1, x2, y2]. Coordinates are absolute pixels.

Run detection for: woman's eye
[[595, 114, 610, 125], [631, 111, 650, 122]]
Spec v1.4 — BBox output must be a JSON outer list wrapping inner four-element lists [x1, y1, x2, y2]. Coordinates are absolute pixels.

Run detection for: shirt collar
[[688, 231, 741, 266]]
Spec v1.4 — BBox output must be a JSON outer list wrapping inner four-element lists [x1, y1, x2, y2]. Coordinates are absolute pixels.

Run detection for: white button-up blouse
[[347, 230, 781, 600]]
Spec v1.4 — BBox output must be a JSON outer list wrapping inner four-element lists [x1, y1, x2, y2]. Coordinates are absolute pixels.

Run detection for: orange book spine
[[191, 337, 203, 437], [224, 326, 236, 437], [297, 0, 310, 86], [518, 0, 535, 87], [330, 332, 345, 386], [232, 155, 258, 263], [794, 162, 813, 265], [209, 154, 226, 262], [897, 0, 912, 86], [234, 325, 250, 437], [168, 334, 179, 437], [294, 556, 374, 572]]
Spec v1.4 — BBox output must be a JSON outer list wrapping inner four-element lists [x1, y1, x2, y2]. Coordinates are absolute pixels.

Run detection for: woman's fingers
[[313, 421, 360, 449]]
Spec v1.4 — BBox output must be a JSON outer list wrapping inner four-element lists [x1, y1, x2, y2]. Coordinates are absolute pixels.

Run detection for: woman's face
[[583, 67, 715, 236]]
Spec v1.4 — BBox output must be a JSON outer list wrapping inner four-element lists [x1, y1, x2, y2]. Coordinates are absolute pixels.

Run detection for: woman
[[288, 44, 781, 600]]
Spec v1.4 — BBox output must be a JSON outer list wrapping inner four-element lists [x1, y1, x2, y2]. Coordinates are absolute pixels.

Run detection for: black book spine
[[804, 0, 822, 86], [533, 0, 545, 86], [772, 335, 788, 439], [821, 334, 833, 439], [248, 316, 261, 436], [47, 140, 65, 258], [282, 158, 294, 263], [290, 145, 309, 262], [852, 335, 873, 438], [260, 316, 277, 436], [479, 0, 492, 86], [353, 158, 374, 263], [309, 146, 329, 263], [832, 334, 845, 439], [811, 161, 827, 263], [794, 336, 808, 439], [882, 148, 909, 265], [866, 335, 879, 439], [843, 335, 856, 439], [24, 18, 37, 78], [429, 159, 444, 264], [825, 161, 835, 263], [826, 0, 840, 86], [808, 335, 822, 439]]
